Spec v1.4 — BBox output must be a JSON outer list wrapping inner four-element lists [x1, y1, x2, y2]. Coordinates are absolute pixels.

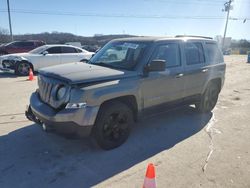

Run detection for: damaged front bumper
[[25, 92, 99, 137], [0, 59, 16, 72]]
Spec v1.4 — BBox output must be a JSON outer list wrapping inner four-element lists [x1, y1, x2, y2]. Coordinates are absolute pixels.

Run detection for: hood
[[39, 62, 138, 84], [1, 53, 30, 60]]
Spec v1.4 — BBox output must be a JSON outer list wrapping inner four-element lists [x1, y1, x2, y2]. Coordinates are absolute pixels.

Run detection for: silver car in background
[[0, 44, 94, 75]]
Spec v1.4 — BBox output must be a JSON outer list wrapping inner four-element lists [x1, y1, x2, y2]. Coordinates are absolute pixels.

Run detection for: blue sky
[[0, 0, 249, 39]]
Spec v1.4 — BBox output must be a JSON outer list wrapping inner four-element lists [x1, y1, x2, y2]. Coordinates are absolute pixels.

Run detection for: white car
[[0, 44, 94, 75]]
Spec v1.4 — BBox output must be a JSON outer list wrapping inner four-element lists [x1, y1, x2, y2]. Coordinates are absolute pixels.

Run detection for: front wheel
[[92, 101, 133, 150], [195, 83, 220, 113], [15, 61, 32, 76]]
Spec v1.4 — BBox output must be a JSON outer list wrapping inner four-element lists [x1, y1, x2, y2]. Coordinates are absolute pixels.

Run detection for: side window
[[206, 43, 223, 63], [184, 42, 205, 65], [153, 43, 181, 68], [47, 47, 62, 54], [76, 48, 83, 53], [12, 42, 33, 47], [11, 42, 22, 47], [61, 47, 77, 53], [21, 42, 34, 47]]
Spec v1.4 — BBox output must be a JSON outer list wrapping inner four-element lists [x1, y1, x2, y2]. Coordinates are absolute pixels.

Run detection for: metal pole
[[222, 0, 232, 49], [7, 0, 13, 41]]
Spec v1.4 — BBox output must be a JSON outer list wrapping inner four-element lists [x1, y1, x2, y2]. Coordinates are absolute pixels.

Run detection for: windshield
[[29, 45, 47, 54], [89, 41, 148, 70]]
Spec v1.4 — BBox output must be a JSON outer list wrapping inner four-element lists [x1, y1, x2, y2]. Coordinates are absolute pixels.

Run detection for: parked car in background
[[223, 49, 231, 55], [82, 45, 99, 52], [65, 42, 81, 48], [0, 40, 46, 55], [0, 44, 94, 75]]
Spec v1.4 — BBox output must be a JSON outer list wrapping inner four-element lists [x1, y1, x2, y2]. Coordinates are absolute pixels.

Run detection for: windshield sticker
[[123, 43, 139, 49]]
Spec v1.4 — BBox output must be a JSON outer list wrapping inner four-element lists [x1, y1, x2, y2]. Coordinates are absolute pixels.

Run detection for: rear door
[[21, 42, 35, 52], [141, 42, 185, 108], [182, 41, 208, 97], [60, 46, 80, 64]]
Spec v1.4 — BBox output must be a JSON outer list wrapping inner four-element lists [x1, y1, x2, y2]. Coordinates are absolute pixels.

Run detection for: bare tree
[[0, 27, 10, 44]]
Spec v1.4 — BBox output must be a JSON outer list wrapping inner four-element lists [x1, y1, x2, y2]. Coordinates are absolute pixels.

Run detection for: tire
[[15, 61, 32, 76], [92, 101, 133, 150], [195, 82, 220, 113]]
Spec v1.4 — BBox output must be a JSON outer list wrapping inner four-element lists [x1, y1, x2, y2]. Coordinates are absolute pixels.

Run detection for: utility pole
[[7, 0, 13, 41], [222, 0, 233, 50]]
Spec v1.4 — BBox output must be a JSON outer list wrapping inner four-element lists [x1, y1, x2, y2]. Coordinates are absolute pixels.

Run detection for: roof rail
[[175, 35, 213, 39]]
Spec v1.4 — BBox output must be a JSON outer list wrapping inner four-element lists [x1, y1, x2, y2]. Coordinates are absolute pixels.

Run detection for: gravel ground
[[0, 55, 249, 188]]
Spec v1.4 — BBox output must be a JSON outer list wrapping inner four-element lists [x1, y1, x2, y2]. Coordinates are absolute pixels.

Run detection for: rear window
[[206, 43, 224, 63], [21, 42, 34, 47], [10, 41, 34, 47], [61, 46, 77, 53], [184, 42, 205, 65], [36, 41, 46, 46], [76, 48, 84, 53]]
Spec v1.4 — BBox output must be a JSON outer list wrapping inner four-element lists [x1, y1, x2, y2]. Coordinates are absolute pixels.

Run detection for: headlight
[[8, 56, 21, 61], [56, 86, 67, 100], [65, 103, 87, 109]]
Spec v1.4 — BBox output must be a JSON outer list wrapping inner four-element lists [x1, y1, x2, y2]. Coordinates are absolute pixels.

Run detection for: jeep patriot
[[26, 36, 226, 150]]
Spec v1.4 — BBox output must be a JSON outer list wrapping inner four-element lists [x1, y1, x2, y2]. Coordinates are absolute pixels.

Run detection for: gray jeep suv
[[26, 36, 226, 150]]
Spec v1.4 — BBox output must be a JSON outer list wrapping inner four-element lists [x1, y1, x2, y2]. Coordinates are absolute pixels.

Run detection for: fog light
[[65, 102, 87, 109]]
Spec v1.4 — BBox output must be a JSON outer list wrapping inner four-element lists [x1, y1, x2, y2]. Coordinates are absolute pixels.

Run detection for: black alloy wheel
[[93, 101, 133, 150], [196, 83, 220, 113]]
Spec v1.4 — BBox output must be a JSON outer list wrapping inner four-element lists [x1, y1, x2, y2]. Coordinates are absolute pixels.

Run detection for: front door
[[37, 46, 62, 69], [141, 42, 185, 109]]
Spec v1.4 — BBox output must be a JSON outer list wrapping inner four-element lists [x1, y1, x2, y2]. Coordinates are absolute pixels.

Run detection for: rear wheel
[[15, 61, 32, 76], [92, 101, 133, 150], [195, 83, 220, 113]]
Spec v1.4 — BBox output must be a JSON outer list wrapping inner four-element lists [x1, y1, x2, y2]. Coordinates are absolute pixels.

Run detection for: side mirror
[[145, 59, 166, 72], [42, 51, 48, 56], [80, 59, 89, 63]]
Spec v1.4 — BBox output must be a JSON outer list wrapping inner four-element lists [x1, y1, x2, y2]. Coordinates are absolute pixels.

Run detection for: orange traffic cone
[[143, 163, 156, 188], [28, 68, 34, 81]]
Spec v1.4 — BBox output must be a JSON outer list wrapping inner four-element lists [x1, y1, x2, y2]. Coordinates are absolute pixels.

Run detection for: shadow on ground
[[0, 106, 212, 188], [0, 71, 17, 78], [0, 71, 38, 78]]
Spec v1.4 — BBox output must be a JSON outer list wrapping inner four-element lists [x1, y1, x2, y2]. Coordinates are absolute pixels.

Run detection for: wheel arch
[[98, 95, 138, 122], [19, 60, 34, 71], [15, 60, 34, 75], [209, 78, 222, 91], [203, 77, 222, 94]]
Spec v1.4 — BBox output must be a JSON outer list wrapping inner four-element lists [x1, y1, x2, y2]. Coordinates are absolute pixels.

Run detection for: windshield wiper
[[95, 62, 117, 69]]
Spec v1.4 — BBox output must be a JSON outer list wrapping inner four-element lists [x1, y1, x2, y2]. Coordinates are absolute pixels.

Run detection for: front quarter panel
[[71, 77, 141, 111]]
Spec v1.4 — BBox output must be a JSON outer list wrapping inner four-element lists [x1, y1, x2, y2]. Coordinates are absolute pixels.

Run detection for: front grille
[[38, 75, 54, 104], [37, 75, 70, 109]]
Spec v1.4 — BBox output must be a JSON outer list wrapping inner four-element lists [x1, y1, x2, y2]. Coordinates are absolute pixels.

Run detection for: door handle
[[175, 73, 184, 78], [201, 69, 208, 73]]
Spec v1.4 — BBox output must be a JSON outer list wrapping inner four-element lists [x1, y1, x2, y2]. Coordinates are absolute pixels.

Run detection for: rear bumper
[[27, 92, 99, 137]]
